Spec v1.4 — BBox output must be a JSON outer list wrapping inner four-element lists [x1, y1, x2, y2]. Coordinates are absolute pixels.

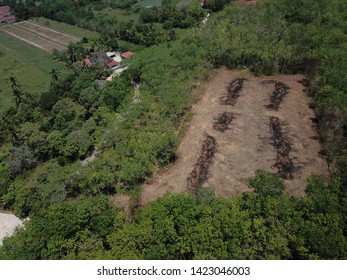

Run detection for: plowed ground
[[140, 69, 329, 205], [0, 20, 81, 53]]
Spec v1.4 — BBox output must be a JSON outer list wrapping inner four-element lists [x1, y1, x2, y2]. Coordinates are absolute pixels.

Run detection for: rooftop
[[121, 51, 134, 58]]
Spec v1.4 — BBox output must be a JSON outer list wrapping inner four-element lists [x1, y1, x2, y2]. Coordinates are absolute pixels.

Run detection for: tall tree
[[9, 74, 23, 109]]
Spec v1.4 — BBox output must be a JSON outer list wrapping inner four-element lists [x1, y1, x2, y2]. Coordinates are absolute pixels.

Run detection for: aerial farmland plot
[[141, 69, 329, 204], [0, 20, 81, 53]]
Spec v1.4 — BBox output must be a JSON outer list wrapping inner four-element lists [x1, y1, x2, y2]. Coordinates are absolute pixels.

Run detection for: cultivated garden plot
[[140, 69, 328, 204], [0, 20, 81, 53], [15, 21, 81, 45]]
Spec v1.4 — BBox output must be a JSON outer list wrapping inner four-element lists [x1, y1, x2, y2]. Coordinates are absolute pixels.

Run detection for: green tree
[[9, 74, 23, 109]]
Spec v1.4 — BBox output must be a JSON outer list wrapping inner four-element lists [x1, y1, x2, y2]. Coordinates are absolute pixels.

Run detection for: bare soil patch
[[140, 69, 328, 204], [213, 112, 235, 132]]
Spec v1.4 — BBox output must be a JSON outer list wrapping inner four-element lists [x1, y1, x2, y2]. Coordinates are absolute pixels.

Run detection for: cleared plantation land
[[141, 69, 328, 204], [0, 20, 81, 53], [0, 32, 65, 112]]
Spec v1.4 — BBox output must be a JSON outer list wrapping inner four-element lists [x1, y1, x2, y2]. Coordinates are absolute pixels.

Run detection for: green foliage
[[0, 0, 346, 261], [249, 170, 285, 196], [0, 195, 116, 259], [8, 145, 37, 176]]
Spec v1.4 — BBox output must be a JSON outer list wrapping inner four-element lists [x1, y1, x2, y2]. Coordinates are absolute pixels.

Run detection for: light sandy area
[[0, 213, 23, 245]]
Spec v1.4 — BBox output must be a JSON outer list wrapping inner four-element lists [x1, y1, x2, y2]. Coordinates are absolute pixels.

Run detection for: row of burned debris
[[187, 78, 295, 195]]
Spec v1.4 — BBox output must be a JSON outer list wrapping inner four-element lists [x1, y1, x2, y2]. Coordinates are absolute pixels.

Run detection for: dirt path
[[139, 69, 328, 205]]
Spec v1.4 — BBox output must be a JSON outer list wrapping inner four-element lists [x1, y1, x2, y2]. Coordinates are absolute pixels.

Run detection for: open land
[[33, 17, 99, 39], [96, 7, 139, 22], [140, 69, 329, 205], [0, 32, 65, 112], [0, 213, 23, 245], [0, 20, 81, 53]]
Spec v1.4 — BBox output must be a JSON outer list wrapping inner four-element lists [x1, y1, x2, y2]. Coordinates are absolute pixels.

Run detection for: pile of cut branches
[[187, 135, 217, 191], [220, 78, 247, 106]]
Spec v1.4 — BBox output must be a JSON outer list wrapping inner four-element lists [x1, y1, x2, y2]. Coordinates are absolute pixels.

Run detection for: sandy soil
[[140, 69, 328, 205], [0, 213, 23, 245]]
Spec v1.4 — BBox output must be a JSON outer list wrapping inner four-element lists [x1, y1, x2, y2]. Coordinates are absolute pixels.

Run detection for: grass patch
[[118, 40, 146, 53], [172, 0, 183, 5], [95, 8, 139, 22], [140, 0, 163, 7], [0, 31, 66, 113], [33, 17, 99, 39]]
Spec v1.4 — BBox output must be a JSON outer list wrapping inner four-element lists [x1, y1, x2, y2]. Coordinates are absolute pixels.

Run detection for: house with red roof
[[83, 51, 121, 69], [121, 51, 134, 59], [0, 6, 16, 24]]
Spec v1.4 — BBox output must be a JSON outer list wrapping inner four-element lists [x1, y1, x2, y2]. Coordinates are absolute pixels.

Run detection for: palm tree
[[2, 113, 20, 143], [50, 68, 60, 83], [67, 43, 78, 63], [9, 74, 23, 109]]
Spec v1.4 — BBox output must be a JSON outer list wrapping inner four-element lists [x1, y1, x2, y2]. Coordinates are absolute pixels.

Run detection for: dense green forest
[[0, 0, 346, 259]]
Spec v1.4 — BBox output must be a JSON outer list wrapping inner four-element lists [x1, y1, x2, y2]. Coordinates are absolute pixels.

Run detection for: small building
[[121, 51, 134, 59], [90, 50, 113, 67], [0, 6, 16, 24], [106, 52, 115, 58], [83, 57, 93, 67], [107, 60, 119, 68]]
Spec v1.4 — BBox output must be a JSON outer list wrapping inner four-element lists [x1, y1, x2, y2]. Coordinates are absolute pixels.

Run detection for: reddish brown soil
[[140, 69, 328, 205]]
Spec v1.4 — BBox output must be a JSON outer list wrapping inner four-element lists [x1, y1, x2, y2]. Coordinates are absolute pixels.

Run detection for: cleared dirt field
[[0, 20, 81, 53], [140, 69, 328, 205]]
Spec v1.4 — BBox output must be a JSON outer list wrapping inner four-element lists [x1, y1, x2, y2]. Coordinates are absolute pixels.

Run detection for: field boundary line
[[176, 0, 193, 9], [12, 22, 71, 48], [0, 29, 50, 53], [27, 20, 82, 41]]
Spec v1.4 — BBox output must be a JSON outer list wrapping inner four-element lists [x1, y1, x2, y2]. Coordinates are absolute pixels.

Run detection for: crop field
[[0, 20, 81, 53], [0, 31, 65, 113], [33, 17, 99, 39], [141, 69, 329, 204]]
